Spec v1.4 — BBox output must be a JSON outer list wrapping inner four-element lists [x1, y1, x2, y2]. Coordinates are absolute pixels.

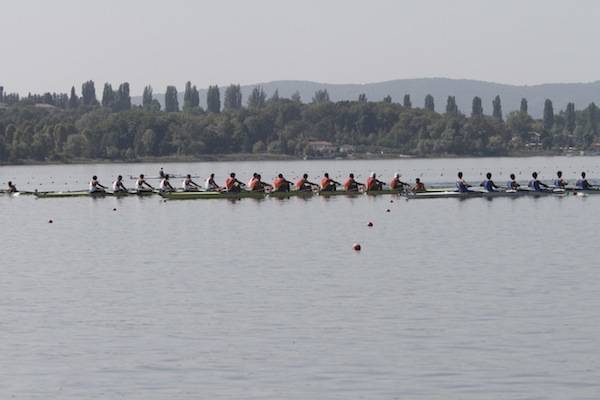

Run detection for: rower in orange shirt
[[296, 173, 319, 192], [389, 173, 410, 191], [366, 172, 385, 191], [225, 172, 245, 193], [412, 178, 426, 192], [249, 174, 272, 192], [320, 172, 341, 192], [273, 173, 293, 192], [343, 173, 365, 192]]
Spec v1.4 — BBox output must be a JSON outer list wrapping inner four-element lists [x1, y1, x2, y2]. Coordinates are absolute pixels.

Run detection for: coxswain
[[135, 174, 155, 192], [320, 172, 341, 192], [205, 173, 221, 191], [456, 171, 471, 193], [112, 175, 127, 193], [343, 173, 365, 192], [6, 181, 18, 193], [412, 178, 426, 192], [273, 173, 293, 192], [389, 173, 409, 191], [507, 173, 520, 190], [576, 172, 593, 190], [553, 170, 567, 188], [182, 174, 201, 192], [528, 172, 549, 192], [296, 173, 319, 192], [225, 172, 245, 193], [366, 172, 385, 191], [480, 172, 499, 192], [249, 174, 272, 192], [89, 176, 107, 193], [159, 174, 175, 192]]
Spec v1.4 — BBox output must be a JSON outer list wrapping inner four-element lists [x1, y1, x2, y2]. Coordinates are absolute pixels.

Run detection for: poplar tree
[[68, 86, 79, 108], [248, 86, 267, 109], [566, 102, 576, 135], [312, 89, 330, 104], [543, 99, 554, 131], [81, 80, 97, 106], [492, 95, 503, 121], [164, 86, 179, 112], [206, 85, 221, 113], [142, 85, 153, 107], [101, 83, 115, 108], [446, 96, 458, 115], [471, 96, 483, 117], [520, 98, 528, 114], [424, 94, 434, 112], [223, 84, 242, 110], [403, 94, 412, 108]]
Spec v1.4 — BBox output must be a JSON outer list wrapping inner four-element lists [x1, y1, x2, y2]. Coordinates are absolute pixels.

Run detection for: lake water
[[2, 157, 600, 399]]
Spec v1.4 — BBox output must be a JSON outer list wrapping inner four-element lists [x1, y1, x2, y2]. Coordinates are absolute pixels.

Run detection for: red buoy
[[353, 243, 361, 251]]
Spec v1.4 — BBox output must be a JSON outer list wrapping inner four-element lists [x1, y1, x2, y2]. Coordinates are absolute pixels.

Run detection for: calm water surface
[[1, 157, 600, 399]]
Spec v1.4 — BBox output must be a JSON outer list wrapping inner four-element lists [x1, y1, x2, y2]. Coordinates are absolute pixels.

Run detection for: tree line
[[0, 80, 599, 163]]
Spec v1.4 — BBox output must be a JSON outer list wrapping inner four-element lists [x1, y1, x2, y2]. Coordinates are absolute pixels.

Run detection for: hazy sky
[[2, 0, 600, 95]]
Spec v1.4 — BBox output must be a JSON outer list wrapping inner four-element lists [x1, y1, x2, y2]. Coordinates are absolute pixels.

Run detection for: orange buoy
[[353, 243, 361, 251]]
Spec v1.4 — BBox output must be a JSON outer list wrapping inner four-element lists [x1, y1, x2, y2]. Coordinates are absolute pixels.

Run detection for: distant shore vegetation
[[0, 81, 599, 164]]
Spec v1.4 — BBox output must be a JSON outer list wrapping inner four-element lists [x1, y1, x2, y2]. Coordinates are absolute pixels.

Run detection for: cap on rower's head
[[486, 172, 492, 179], [187, 174, 191, 178], [394, 173, 400, 178], [230, 172, 236, 177], [165, 174, 170, 179], [257, 174, 262, 179], [415, 178, 421, 183], [582, 171, 587, 178], [557, 170, 563, 177], [8, 181, 12, 185], [532, 172, 538, 178], [253, 172, 258, 177], [210, 173, 214, 178], [349, 173, 355, 178], [140, 174, 145, 178], [510, 173, 516, 179], [278, 173, 283, 178], [92, 175, 98, 180], [303, 173, 308, 178], [457, 171, 463, 178], [371, 172, 376, 178], [118, 175, 122, 180], [324, 172, 329, 177]]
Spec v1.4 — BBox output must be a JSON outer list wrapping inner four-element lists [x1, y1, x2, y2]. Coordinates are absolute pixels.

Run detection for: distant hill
[[132, 78, 600, 118]]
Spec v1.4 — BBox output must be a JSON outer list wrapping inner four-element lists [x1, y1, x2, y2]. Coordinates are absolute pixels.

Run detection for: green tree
[[358, 93, 367, 103], [383, 95, 392, 103], [270, 89, 280, 102], [520, 98, 528, 114], [446, 96, 458, 115], [115, 82, 131, 111], [164, 86, 179, 112], [424, 94, 435, 112], [183, 81, 200, 111], [224, 84, 242, 110], [543, 99, 554, 131], [81, 80, 98, 106], [291, 91, 302, 103], [101, 83, 115, 108], [312, 89, 330, 104], [206, 85, 221, 113], [403, 94, 412, 108], [471, 96, 483, 117], [565, 102, 576, 135], [142, 85, 153, 108], [248, 86, 267, 109], [68, 86, 79, 108], [492, 95, 503, 122]]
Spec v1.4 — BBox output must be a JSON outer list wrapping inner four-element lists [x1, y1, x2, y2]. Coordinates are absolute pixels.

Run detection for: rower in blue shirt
[[552, 170, 567, 188], [507, 173, 520, 190], [576, 172, 593, 190], [456, 171, 472, 192], [528, 172, 549, 192], [480, 172, 499, 192]]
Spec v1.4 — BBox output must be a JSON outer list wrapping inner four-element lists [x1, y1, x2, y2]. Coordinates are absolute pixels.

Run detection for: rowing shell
[[405, 188, 566, 199], [158, 188, 407, 200], [34, 190, 157, 198]]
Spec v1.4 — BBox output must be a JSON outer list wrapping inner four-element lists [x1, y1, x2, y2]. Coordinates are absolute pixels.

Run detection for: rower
[[159, 174, 176, 192], [205, 173, 221, 191], [456, 171, 471, 193], [136, 174, 155, 191], [553, 170, 567, 188], [7, 181, 18, 193], [249, 174, 272, 192], [412, 178, 426, 192], [296, 173, 319, 192], [159, 168, 166, 178], [343, 173, 365, 192], [112, 175, 127, 193], [247, 172, 258, 188], [225, 172, 245, 193], [480, 172, 499, 192], [576, 172, 593, 190], [89, 176, 107, 193], [320, 172, 341, 192], [507, 173, 520, 190], [528, 172, 549, 192], [366, 172, 385, 191], [182, 174, 201, 192], [389, 173, 409, 191]]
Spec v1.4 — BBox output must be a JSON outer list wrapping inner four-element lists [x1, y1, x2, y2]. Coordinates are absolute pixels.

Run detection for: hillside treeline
[[0, 81, 599, 163]]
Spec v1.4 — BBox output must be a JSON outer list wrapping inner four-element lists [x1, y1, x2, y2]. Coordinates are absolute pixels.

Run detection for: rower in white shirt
[[112, 175, 127, 193], [181, 174, 201, 192], [205, 173, 222, 191], [159, 174, 175, 192], [135, 174, 155, 192]]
